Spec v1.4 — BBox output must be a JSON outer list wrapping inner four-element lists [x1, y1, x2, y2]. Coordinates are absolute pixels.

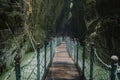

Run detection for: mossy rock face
[[84, 0, 97, 22], [96, 0, 120, 16], [0, 1, 24, 75], [0, 13, 8, 29], [84, 0, 120, 64], [86, 14, 120, 64], [25, 0, 65, 42], [0, 0, 66, 76]]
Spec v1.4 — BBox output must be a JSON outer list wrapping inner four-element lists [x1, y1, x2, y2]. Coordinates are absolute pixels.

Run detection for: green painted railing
[[4, 37, 63, 80], [5, 36, 120, 80], [20, 37, 62, 80], [65, 37, 120, 80]]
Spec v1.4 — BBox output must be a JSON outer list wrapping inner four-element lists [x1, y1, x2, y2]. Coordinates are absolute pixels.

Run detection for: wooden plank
[[45, 43, 82, 80]]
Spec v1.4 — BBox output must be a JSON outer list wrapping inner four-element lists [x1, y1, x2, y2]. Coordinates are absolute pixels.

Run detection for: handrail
[[94, 48, 111, 68], [20, 37, 61, 80], [4, 37, 58, 80], [4, 36, 119, 80], [94, 48, 120, 78], [65, 37, 119, 80]]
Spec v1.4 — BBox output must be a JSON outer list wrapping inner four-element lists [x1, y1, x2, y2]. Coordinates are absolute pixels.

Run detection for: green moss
[[21, 52, 35, 66], [0, 66, 13, 80]]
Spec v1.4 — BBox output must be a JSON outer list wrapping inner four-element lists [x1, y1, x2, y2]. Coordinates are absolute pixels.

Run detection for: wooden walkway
[[45, 42, 82, 80]]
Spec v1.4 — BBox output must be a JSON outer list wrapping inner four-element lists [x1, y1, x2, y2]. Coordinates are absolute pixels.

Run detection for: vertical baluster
[[67, 39, 69, 54], [111, 55, 119, 80], [55, 38, 57, 47], [73, 40, 75, 61], [90, 42, 94, 80], [69, 38, 71, 55], [50, 40, 53, 61], [82, 41, 86, 80], [74, 39, 76, 62], [14, 54, 21, 80], [71, 39, 73, 56], [44, 42, 47, 72], [72, 39, 74, 59], [53, 38, 56, 56], [49, 42, 50, 63], [70, 39, 71, 56], [76, 39, 79, 66], [37, 43, 40, 80]]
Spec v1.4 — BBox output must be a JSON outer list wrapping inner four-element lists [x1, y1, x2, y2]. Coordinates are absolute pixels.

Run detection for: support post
[[50, 41, 53, 61], [74, 39, 76, 62], [14, 54, 21, 80], [68, 39, 70, 54], [82, 41, 86, 80], [111, 55, 119, 80], [70, 39, 72, 55], [44, 42, 47, 72], [76, 40, 79, 66], [53, 39, 55, 56], [37, 43, 40, 80], [71, 39, 74, 58], [90, 42, 94, 80], [69, 39, 72, 55]]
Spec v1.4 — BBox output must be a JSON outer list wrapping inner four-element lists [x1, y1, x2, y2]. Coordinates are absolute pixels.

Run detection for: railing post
[[71, 39, 74, 60], [50, 40, 53, 60], [76, 40, 79, 66], [53, 39, 55, 56], [90, 42, 94, 80], [44, 41, 47, 72], [37, 43, 40, 80], [74, 39, 76, 62], [111, 55, 119, 80], [54, 38, 56, 55], [14, 54, 21, 80], [68, 38, 70, 54], [69, 39, 71, 55], [82, 41, 86, 80]]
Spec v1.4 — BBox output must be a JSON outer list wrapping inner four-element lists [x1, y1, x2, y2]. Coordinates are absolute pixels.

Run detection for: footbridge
[[4, 37, 120, 80]]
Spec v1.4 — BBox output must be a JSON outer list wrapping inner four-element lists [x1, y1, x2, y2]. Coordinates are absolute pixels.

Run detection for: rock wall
[[0, 0, 24, 75], [0, 0, 120, 76], [84, 0, 120, 63], [0, 0, 65, 75], [25, 0, 65, 42]]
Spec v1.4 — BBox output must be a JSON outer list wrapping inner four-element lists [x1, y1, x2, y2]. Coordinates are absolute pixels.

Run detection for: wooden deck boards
[[45, 43, 82, 80]]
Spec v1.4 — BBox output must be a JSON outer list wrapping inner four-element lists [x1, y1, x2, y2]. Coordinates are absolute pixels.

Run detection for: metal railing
[[20, 37, 62, 80], [65, 37, 120, 80], [4, 37, 63, 80], [4, 36, 119, 80]]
